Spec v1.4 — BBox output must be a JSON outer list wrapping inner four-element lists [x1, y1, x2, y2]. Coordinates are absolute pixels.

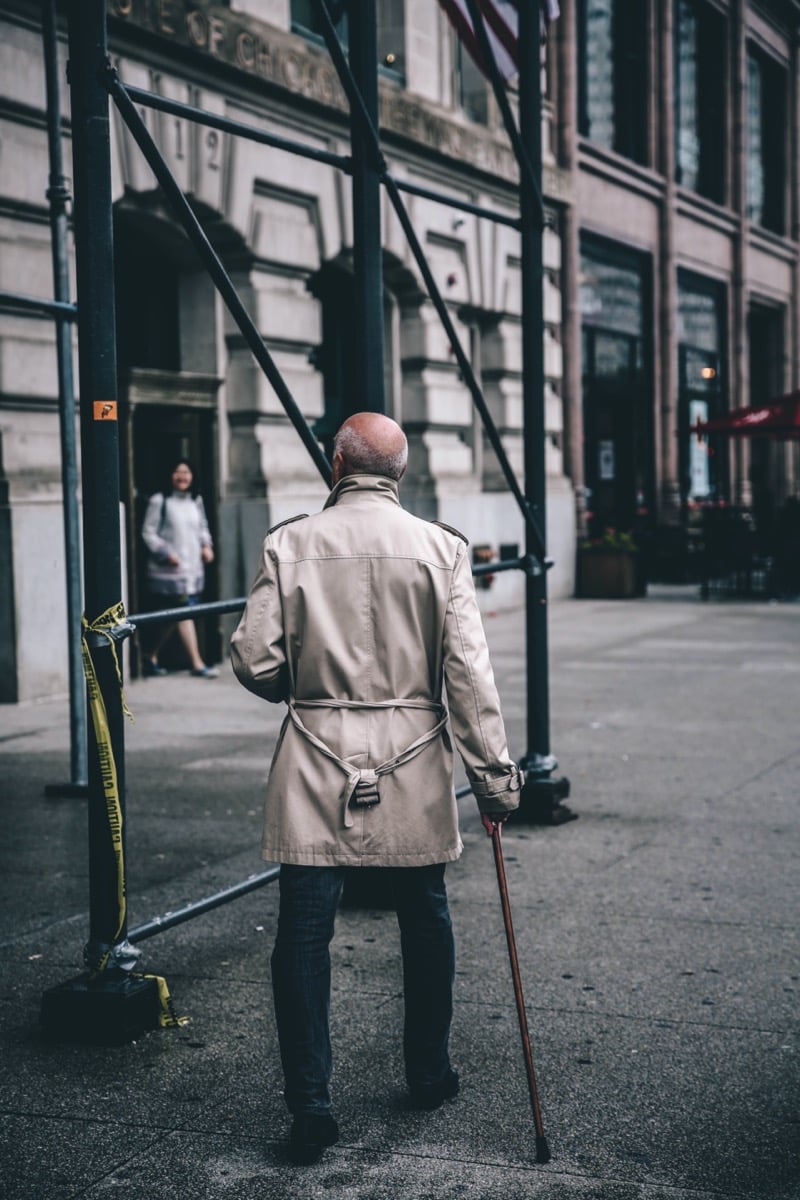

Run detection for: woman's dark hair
[[160, 458, 200, 498]]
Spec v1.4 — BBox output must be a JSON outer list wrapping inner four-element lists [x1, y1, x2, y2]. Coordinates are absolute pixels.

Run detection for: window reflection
[[746, 48, 786, 233], [578, 0, 648, 164], [675, 0, 726, 204]]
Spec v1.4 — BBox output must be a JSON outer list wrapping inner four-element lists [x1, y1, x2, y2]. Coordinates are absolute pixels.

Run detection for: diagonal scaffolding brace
[[105, 64, 332, 488]]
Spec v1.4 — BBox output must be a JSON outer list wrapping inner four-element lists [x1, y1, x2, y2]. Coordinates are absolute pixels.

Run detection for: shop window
[[748, 304, 785, 534], [677, 273, 727, 505], [310, 262, 402, 456], [579, 249, 645, 340], [746, 47, 787, 234], [577, 0, 648, 165], [309, 262, 356, 461], [674, 0, 727, 205], [748, 304, 783, 409]]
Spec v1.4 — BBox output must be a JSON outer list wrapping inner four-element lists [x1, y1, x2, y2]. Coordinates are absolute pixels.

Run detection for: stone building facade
[[1, 0, 798, 702], [0, 0, 572, 701]]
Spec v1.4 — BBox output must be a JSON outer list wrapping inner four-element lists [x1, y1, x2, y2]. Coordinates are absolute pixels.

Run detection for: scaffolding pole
[[41, 0, 161, 1043], [41, 0, 88, 799]]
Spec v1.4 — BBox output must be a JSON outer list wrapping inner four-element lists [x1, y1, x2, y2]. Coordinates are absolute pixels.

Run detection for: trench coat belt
[[287, 698, 449, 829]]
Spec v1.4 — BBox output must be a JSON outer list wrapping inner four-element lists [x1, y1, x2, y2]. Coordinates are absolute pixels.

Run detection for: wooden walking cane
[[482, 814, 551, 1163]]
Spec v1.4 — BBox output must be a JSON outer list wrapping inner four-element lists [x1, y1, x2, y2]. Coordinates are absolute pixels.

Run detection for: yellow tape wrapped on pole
[[81, 602, 188, 1028]]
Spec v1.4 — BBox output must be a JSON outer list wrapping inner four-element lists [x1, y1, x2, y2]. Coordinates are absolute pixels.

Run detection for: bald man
[[231, 413, 522, 1165]]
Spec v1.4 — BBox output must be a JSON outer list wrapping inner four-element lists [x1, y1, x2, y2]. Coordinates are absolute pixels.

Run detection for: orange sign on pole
[[93, 400, 118, 421]]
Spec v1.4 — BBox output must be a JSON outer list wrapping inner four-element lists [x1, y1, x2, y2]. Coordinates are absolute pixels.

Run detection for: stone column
[[556, 0, 585, 534], [658, 0, 681, 520], [790, 19, 800, 494], [731, 0, 751, 506]]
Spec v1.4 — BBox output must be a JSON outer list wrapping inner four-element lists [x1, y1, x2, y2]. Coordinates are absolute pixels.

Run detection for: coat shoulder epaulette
[[431, 519, 469, 546], [267, 513, 308, 536]]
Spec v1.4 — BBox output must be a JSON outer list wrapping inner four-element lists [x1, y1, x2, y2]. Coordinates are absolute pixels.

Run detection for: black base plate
[[40, 973, 161, 1045], [509, 774, 578, 826]]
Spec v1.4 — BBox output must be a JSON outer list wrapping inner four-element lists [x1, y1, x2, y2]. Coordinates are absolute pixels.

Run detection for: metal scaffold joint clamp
[[83, 621, 136, 649], [81, 603, 135, 725], [84, 937, 142, 976]]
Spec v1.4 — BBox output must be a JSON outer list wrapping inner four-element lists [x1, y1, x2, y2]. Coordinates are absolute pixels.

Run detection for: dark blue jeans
[[271, 863, 455, 1116]]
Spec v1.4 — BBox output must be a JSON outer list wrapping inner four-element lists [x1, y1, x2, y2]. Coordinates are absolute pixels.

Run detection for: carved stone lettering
[[106, 0, 522, 182], [186, 10, 208, 47]]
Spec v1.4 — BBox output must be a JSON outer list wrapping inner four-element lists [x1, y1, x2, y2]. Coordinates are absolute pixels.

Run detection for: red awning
[[690, 391, 800, 439]]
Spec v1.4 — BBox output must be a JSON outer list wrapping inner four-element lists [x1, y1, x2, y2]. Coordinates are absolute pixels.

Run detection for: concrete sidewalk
[[1, 588, 798, 1199]]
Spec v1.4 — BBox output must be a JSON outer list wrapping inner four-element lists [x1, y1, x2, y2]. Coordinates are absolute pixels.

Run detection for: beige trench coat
[[230, 474, 522, 866]]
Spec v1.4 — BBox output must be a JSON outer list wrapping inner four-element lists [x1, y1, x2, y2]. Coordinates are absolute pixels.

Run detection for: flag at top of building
[[438, 1, 560, 83]]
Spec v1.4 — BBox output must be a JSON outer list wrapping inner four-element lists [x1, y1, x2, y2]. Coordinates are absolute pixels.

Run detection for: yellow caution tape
[[137, 973, 190, 1028], [81, 601, 134, 943], [81, 602, 188, 1029]]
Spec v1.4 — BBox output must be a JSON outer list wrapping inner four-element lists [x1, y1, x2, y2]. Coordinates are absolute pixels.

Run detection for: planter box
[[577, 549, 641, 598]]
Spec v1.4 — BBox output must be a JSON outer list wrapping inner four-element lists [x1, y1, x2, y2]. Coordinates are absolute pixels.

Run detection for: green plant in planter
[[577, 528, 642, 597], [580, 527, 638, 553]]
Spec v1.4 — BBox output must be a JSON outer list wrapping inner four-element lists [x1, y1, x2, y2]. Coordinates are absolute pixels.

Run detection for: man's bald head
[[332, 413, 408, 484]]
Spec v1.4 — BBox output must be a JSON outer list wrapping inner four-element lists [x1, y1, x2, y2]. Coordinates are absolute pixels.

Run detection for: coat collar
[[323, 473, 401, 510]]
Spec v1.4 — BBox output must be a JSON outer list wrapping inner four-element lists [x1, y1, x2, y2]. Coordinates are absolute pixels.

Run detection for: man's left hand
[[481, 812, 510, 836]]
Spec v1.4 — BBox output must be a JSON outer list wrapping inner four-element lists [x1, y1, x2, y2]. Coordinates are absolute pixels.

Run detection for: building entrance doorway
[[583, 372, 642, 535], [580, 239, 652, 543], [125, 399, 219, 673], [114, 203, 221, 674], [581, 327, 651, 540]]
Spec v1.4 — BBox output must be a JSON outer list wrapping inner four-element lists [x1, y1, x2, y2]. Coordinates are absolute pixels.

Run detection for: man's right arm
[[230, 539, 289, 703]]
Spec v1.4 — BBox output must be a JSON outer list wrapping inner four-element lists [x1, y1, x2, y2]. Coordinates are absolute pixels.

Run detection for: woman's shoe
[[142, 658, 167, 677], [190, 665, 219, 678]]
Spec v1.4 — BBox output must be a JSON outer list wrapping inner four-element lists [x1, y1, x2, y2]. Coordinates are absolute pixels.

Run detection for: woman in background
[[140, 459, 218, 678]]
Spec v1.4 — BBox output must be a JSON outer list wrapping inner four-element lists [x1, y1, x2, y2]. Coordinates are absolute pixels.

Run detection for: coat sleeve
[[196, 495, 213, 549], [442, 541, 523, 814], [229, 537, 289, 703]]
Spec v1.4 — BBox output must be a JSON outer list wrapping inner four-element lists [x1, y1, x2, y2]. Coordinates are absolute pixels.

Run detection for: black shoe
[[408, 1067, 460, 1111], [287, 1113, 339, 1165]]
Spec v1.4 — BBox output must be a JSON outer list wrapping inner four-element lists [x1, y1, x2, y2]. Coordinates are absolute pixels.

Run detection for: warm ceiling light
[[384, 52, 397, 65], [701, 366, 716, 380]]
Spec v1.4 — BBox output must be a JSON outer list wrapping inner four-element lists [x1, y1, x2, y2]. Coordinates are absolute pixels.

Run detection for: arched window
[[309, 261, 356, 460]]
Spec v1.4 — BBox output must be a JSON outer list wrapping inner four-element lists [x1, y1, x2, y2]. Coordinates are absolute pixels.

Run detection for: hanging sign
[[598, 439, 615, 481]]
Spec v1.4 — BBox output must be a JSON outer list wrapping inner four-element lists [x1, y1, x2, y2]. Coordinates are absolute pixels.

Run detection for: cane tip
[[535, 1134, 551, 1164]]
